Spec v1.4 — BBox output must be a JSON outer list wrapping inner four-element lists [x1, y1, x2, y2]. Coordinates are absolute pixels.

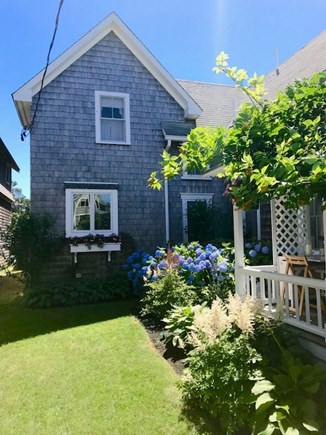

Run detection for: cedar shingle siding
[[30, 32, 229, 264]]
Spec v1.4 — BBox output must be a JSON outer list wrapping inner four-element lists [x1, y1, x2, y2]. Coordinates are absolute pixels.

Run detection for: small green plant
[[163, 305, 197, 349], [141, 270, 197, 322], [25, 275, 132, 308], [251, 351, 326, 434]]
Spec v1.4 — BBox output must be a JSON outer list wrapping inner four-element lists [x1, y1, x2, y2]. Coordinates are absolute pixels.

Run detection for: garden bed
[[141, 319, 186, 376]]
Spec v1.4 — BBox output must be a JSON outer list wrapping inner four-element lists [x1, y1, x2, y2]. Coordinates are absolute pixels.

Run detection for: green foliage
[[187, 200, 233, 245], [11, 181, 30, 214], [181, 332, 261, 433], [149, 53, 326, 210], [252, 351, 326, 434], [179, 295, 265, 433], [213, 51, 266, 104], [198, 281, 233, 305], [245, 240, 273, 266], [0, 209, 59, 282], [221, 72, 326, 209], [163, 305, 197, 349], [141, 270, 197, 321], [25, 275, 132, 308]]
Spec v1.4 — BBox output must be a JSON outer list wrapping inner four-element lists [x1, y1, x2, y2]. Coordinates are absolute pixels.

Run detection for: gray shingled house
[[0, 138, 20, 267], [12, 13, 236, 280]]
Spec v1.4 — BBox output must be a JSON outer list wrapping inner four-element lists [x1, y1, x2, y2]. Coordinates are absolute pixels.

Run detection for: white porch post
[[270, 200, 278, 271], [233, 206, 246, 295], [323, 206, 326, 271]]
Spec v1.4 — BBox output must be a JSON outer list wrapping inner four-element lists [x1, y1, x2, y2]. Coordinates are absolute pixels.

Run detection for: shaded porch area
[[234, 196, 326, 340]]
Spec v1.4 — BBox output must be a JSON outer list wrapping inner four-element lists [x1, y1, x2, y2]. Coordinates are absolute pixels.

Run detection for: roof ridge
[[265, 28, 326, 80], [177, 79, 236, 88]]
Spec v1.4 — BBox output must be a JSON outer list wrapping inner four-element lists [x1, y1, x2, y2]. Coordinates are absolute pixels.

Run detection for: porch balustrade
[[240, 265, 326, 338]]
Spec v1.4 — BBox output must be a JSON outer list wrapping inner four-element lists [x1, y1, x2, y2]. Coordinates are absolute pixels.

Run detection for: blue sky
[[1, 0, 325, 197]]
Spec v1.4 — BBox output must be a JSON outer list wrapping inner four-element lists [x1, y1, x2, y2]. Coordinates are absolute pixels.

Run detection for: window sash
[[95, 91, 130, 144], [66, 189, 118, 237]]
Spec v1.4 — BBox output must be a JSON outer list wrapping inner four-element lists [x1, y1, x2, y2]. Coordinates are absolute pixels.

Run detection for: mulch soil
[[140, 318, 186, 376]]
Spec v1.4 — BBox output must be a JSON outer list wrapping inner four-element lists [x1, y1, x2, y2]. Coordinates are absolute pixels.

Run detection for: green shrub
[[25, 275, 132, 308], [181, 333, 260, 433], [187, 200, 233, 245], [1, 209, 59, 282], [141, 270, 197, 321], [179, 295, 264, 433]]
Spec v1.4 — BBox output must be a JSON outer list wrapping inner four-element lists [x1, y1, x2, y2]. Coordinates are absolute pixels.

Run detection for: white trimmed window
[[95, 91, 130, 144], [65, 189, 118, 237]]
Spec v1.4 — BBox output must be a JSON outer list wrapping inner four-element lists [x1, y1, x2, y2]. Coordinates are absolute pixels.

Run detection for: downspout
[[164, 140, 171, 244]]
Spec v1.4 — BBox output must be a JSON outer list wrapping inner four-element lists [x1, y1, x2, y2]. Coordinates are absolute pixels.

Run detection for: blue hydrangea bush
[[244, 240, 272, 266], [124, 242, 235, 302]]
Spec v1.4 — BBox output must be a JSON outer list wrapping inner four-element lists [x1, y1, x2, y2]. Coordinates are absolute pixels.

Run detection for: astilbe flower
[[189, 298, 231, 347], [227, 294, 257, 334], [189, 294, 262, 346]]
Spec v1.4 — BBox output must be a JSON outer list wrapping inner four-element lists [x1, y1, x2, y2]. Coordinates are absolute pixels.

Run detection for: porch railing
[[240, 266, 326, 338]]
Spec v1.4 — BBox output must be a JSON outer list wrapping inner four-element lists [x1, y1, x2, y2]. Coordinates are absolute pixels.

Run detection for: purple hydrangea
[[249, 249, 257, 258], [262, 246, 269, 254]]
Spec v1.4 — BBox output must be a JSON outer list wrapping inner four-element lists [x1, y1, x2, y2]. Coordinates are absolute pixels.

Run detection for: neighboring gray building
[[0, 138, 20, 267], [12, 13, 234, 279]]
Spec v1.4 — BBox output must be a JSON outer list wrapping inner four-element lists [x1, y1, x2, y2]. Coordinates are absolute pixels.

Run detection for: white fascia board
[[12, 13, 202, 126], [204, 165, 225, 177], [0, 184, 14, 202]]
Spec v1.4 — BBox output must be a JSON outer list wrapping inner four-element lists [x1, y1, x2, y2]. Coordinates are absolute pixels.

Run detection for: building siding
[[0, 198, 12, 268], [30, 32, 186, 252], [30, 31, 231, 279]]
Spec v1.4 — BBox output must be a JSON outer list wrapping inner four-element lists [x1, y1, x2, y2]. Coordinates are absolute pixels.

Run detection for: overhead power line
[[21, 0, 65, 141]]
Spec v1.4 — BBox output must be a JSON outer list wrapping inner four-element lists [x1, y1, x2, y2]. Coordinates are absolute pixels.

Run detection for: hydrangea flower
[[262, 246, 269, 254], [249, 249, 257, 258], [155, 249, 164, 258]]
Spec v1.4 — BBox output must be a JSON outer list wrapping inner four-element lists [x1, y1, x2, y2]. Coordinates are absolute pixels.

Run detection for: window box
[[69, 242, 121, 263]]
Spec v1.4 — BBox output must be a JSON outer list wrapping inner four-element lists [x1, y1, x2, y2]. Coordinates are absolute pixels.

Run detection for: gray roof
[[179, 30, 326, 129], [265, 30, 326, 99], [177, 80, 242, 128]]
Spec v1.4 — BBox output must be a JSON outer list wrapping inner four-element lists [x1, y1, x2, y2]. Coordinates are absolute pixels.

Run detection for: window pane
[[95, 194, 111, 230], [101, 97, 124, 119], [101, 119, 125, 142], [73, 194, 90, 231]]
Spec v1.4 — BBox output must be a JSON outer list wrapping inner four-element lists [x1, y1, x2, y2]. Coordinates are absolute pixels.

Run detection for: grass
[[0, 277, 199, 435]]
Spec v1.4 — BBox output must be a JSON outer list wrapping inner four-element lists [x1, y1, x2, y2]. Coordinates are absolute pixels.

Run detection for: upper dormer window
[[95, 91, 130, 145]]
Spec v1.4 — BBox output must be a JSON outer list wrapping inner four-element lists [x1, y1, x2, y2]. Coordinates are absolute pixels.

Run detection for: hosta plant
[[251, 351, 326, 434]]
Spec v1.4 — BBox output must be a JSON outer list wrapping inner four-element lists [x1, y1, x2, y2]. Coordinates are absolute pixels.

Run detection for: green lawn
[[0, 277, 199, 435]]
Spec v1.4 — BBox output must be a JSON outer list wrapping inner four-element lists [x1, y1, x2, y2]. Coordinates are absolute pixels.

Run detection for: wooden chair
[[281, 255, 314, 316]]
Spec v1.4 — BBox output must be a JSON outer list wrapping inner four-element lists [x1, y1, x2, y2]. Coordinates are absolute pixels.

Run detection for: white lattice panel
[[273, 198, 306, 255]]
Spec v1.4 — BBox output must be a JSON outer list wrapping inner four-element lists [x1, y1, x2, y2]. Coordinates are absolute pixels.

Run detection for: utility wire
[[21, 0, 65, 141]]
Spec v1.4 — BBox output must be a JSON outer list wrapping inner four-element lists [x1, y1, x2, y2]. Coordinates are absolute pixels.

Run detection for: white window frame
[[65, 188, 118, 237], [181, 162, 212, 180], [95, 91, 131, 145], [181, 193, 213, 242]]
